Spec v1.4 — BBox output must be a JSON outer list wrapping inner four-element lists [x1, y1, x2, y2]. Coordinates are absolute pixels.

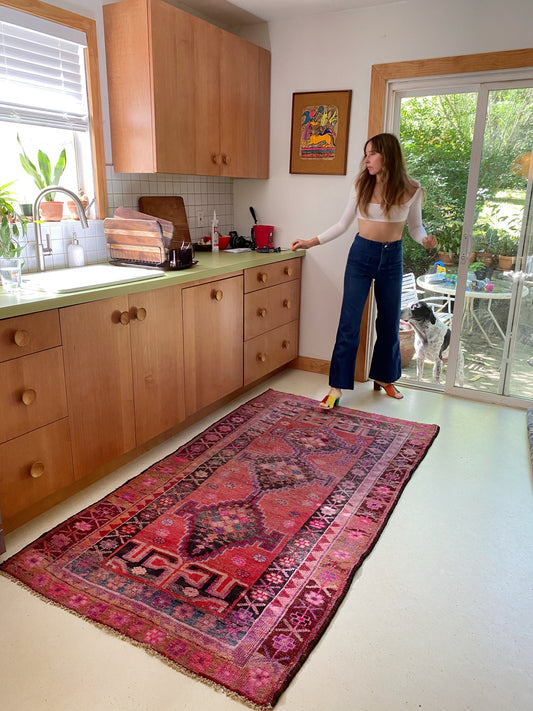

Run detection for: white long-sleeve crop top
[[317, 181, 428, 245]]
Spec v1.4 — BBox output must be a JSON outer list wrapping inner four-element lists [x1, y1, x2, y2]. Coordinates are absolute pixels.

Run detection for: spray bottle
[[211, 210, 219, 253]]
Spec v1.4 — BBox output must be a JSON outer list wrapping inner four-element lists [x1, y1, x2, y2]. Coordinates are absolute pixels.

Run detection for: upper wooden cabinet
[[103, 0, 271, 178]]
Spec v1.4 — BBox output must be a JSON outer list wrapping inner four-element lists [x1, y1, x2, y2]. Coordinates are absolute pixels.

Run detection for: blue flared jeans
[[329, 234, 403, 389]]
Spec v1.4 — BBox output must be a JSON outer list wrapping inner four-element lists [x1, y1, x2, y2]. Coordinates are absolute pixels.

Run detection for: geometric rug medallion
[[1, 390, 439, 709]]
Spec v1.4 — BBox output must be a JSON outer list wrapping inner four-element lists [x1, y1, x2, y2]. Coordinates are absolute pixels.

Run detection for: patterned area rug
[[1, 390, 439, 709]]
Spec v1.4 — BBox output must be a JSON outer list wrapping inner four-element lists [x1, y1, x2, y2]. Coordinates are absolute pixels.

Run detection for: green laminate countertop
[[0, 250, 305, 320]]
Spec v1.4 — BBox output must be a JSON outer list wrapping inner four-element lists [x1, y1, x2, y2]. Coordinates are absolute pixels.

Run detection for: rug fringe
[[0, 569, 273, 711]]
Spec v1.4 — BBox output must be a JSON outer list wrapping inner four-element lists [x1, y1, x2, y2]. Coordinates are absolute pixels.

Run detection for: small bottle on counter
[[211, 210, 219, 253], [67, 233, 85, 267]]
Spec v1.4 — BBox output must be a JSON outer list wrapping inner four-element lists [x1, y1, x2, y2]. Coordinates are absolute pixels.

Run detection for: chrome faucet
[[33, 186, 89, 271]]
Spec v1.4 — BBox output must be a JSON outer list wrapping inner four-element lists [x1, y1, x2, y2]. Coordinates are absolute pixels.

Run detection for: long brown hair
[[355, 133, 412, 218]]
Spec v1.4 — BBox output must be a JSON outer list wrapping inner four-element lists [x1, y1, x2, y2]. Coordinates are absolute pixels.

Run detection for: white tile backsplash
[[16, 168, 234, 272]]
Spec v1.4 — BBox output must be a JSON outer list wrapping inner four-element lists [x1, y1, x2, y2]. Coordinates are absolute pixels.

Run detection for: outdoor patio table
[[416, 273, 529, 347]]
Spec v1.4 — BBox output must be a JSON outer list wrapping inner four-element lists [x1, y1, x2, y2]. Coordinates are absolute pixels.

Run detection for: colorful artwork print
[[300, 104, 338, 160]]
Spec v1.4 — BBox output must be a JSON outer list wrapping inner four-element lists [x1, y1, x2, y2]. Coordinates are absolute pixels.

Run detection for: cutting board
[[138, 196, 191, 244]]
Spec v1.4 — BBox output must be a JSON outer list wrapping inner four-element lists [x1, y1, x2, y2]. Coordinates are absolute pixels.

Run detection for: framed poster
[[289, 90, 352, 175]]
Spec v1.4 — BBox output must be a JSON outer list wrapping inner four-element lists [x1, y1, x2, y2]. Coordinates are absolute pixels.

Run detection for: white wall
[[235, 0, 533, 361]]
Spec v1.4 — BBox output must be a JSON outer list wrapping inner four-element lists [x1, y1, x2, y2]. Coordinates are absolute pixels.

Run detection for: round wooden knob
[[283, 299, 291, 309], [120, 311, 130, 325], [212, 289, 223, 301], [257, 352, 267, 362], [30, 461, 45, 479], [222, 154, 231, 165], [14, 329, 30, 347], [22, 389, 36, 405], [257, 307, 267, 318], [282, 340, 290, 349], [211, 153, 222, 165], [133, 307, 147, 321], [258, 273, 268, 283], [284, 266, 294, 277]]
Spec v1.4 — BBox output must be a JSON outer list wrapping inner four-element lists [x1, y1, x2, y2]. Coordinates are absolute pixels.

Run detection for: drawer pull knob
[[222, 153, 231, 165], [284, 266, 294, 277], [30, 461, 45, 479], [212, 289, 223, 301], [283, 299, 291, 309], [131, 307, 147, 321], [22, 389, 37, 406], [257, 307, 267, 318], [257, 352, 267, 362], [211, 153, 222, 165], [14, 329, 30, 347], [120, 311, 131, 326], [282, 339, 290, 349], [258, 272, 268, 283]]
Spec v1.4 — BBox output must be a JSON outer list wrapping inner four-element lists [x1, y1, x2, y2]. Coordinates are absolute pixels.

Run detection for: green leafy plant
[[435, 220, 462, 255], [496, 234, 518, 256], [17, 134, 67, 201], [0, 182, 28, 258]]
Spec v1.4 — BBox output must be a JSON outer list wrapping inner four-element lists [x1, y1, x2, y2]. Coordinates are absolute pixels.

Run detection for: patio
[[400, 274, 533, 401]]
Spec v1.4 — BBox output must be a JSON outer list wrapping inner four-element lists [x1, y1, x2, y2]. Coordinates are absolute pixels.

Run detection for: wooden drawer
[[0, 418, 74, 522], [244, 259, 301, 293], [244, 280, 300, 341], [0, 509, 5, 555], [0, 347, 68, 444], [0, 310, 61, 362], [244, 321, 299, 385]]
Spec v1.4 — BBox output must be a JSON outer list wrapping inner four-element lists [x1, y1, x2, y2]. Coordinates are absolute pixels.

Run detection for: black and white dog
[[400, 301, 464, 386]]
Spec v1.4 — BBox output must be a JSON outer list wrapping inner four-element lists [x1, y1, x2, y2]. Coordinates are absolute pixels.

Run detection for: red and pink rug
[[1, 390, 438, 709]]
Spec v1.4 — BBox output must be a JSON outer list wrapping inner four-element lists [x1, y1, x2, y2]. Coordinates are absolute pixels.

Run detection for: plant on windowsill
[[17, 134, 67, 222], [0, 182, 28, 259]]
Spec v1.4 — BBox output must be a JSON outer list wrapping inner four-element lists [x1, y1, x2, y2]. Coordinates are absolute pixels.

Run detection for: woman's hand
[[422, 233, 438, 249], [291, 237, 319, 251]]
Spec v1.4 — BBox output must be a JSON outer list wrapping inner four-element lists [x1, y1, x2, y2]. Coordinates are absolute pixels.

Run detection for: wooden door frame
[[356, 47, 533, 381]]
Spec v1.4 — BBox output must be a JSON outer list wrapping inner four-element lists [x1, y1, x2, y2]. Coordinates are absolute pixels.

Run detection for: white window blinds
[[0, 8, 89, 131]]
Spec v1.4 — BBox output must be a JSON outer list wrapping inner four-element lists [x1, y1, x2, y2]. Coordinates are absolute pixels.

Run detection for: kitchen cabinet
[[60, 286, 185, 480], [243, 261, 301, 385], [103, 0, 270, 178], [0, 310, 74, 529], [182, 275, 243, 414]]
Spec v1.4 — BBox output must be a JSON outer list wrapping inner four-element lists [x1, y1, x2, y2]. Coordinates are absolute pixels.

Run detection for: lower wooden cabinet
[[0, 418, 74, 524], [244, 321, 299, 385], [183, 275, 243, 415], [61, 286, 185, 480]]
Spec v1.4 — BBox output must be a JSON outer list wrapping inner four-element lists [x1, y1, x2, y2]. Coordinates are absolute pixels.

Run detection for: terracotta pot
[[39, 200, 64, 222], [498, 255, 515, 271], [400, 325, 415, 367], [438, 250, 454, 266]]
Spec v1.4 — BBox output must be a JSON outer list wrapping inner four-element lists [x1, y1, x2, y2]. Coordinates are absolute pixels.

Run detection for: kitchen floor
[[1, 369, 532, 711]]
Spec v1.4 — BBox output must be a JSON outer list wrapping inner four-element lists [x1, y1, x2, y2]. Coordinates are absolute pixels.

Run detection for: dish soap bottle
[[67, 233, 85, 267], [211, 210, 219, 253]]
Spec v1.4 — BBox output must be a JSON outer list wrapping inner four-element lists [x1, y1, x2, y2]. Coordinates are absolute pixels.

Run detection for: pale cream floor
[[1, 369, 532, 711]]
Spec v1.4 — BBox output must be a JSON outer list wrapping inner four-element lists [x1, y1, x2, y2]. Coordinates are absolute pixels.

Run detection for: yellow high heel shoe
[[319, 394, 340, 409], [373, 381, 403, 400]]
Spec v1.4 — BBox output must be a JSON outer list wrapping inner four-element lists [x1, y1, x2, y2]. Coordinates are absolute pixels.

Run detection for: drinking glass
[[0, 258, 23, 291]]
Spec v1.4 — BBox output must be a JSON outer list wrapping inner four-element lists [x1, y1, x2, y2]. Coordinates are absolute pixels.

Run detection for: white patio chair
[[401, 272, 454, 325]]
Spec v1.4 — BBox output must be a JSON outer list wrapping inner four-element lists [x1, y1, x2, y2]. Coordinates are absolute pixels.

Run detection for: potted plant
[[435, 221, 462, 265], [17, 134, 67, 222], [469, 260, 488, 280], [0, 181, 28, 258], [496, 234, 517, 270]]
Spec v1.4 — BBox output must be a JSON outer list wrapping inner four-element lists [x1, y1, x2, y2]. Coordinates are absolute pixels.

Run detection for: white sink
[[21, 264, 165, 294]]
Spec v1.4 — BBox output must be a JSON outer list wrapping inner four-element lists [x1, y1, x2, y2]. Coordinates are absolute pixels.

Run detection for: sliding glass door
[[388, 74, 533, 406]]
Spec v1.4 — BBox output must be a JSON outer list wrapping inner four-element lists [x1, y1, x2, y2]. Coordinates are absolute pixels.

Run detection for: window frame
[[355, 47, 533, 382], [0, 0, 107, 219]]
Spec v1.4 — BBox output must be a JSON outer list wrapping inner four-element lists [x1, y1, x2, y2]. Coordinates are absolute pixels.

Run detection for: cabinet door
[[129, 286, 185, 444], [220, 32, 270, 178], [183, 276, 243, 414], [61, 296, 136, 480]]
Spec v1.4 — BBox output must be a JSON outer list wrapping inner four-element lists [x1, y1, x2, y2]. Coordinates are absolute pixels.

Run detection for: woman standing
[[291, 133, 437, 408]]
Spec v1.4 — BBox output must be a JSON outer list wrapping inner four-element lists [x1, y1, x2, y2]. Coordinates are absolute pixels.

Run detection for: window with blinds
[[0, 5, 94, 210]]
